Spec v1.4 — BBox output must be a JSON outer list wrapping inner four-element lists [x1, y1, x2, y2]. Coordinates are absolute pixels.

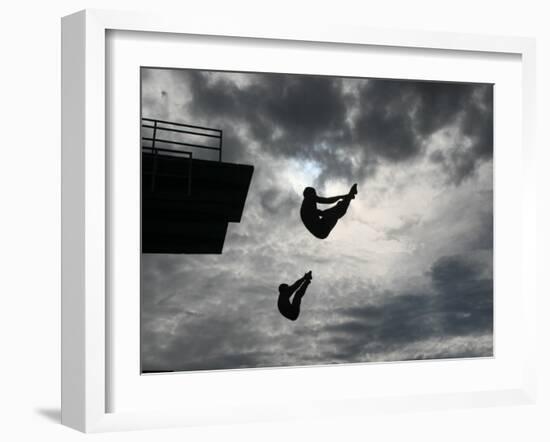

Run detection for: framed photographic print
[[139, 67, 494, 373], [61, 9, 537, 432]]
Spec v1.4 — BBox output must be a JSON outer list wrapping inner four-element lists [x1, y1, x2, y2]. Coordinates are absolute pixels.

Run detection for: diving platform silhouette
[[141, 118, 254, 254]]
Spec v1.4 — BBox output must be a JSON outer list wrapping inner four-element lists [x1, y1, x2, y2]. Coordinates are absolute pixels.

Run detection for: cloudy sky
[[140, 68, 493, 373]]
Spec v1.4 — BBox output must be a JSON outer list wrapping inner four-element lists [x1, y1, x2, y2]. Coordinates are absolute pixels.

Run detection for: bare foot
[[349, 183, 358, 199]]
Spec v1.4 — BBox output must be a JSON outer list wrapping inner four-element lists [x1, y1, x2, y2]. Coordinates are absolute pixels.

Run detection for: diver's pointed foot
[[349, 183, 358, 199]]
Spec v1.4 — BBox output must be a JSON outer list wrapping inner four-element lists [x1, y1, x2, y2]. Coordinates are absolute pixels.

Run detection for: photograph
[[140, 67, 494, 373]]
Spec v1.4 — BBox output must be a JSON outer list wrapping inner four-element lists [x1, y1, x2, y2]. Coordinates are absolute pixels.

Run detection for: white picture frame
[[61, 9, 537, 433]]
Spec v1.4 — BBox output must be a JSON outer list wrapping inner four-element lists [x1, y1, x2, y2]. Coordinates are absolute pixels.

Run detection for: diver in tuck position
[[277, 271, 312, 321], [300, 184, 357, 239]]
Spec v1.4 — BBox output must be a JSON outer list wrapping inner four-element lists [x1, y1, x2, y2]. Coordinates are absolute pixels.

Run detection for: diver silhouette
[[277, 271, 312, 321], [300, 184, 357, 239]]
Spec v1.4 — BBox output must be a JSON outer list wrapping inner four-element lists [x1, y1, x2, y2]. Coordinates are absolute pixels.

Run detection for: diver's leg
[[320, 197, 351, 221], [314, 198, 351, 238], [289, 280, 310, 320], [313, 186, 356, 238]]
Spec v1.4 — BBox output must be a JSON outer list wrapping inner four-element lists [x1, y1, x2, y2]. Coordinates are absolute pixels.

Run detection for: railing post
[[187, 152, 192, 196], [219, 130, 223, 162], [151, 120, 158, 192]]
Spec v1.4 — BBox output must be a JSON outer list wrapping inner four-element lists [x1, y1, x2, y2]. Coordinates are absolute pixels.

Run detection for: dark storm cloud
[[258, 187, 301, 216], [181, 70, 358, 187], [354, 80, 421, 161], [425, 84, 493, 184], [320, 254, 493, 362], [471, 192, 494, 251], [354, 80, 493, 184], [430, 255, 493, 336], [184, 70, 348, 146], [175, 71, 493, 186], [141, 313, 270, 371]]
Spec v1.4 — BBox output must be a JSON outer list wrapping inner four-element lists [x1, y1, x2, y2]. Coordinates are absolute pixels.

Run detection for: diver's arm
[[316, 194, 348, 204]]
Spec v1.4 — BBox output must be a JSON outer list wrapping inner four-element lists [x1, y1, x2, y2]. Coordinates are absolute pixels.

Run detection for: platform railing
[[141, 117, 223, 161], [141, 118, 223, 195]]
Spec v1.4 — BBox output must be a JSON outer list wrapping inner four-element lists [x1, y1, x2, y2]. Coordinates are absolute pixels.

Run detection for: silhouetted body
[[277, 272, 312, 321], [300, 184, 357, 239]]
